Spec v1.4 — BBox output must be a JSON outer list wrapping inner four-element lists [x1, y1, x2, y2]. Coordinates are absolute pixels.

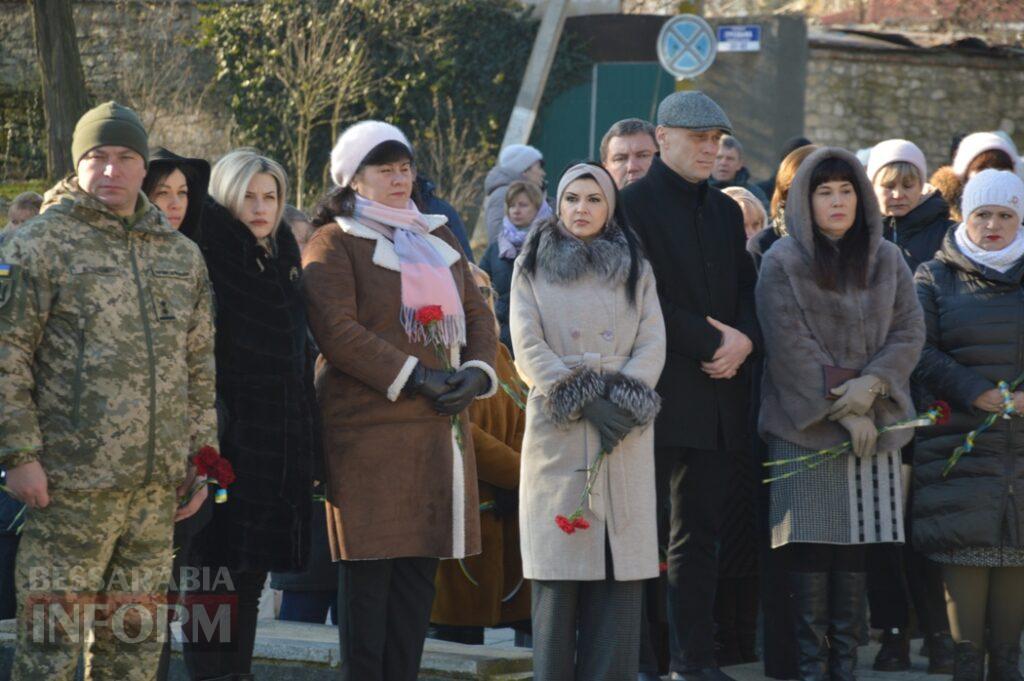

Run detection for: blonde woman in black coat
[[183, 150, 315, 681]]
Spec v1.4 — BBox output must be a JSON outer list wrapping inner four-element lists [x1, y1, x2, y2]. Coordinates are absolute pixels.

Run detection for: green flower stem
[[762, 412, 941, 484], [567, 450, 607, 521], [500, 380, 527, 411]]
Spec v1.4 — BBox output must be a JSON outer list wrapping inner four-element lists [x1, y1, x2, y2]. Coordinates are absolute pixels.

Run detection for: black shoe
[[671, 668, 739, 681], [954, 641, 985, 681], [987, 643, 1024, 681], [789, 572, 830, 681], [716, 639, 744, 668], [828, 572, 866, 681], [873, 628, 911, 672], [927, 632, 956, 675]]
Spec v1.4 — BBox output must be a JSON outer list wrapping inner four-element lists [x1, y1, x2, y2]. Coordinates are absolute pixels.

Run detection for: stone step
[[0, 618, 534, 680]]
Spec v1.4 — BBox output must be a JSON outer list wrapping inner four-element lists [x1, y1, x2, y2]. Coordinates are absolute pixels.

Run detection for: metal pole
[[500, 0, 571, 147], [675, 0, 703, 91]]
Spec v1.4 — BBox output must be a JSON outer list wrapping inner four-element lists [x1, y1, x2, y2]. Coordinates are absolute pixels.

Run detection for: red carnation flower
[[192, 446, 220, 476], [659, 561, 669, 574], [415, 305, 445, 326], [572, 516, 590, 530], [212, 458, 236, 486], [555, 515, 576, 534], [930, 400, 952, 426]]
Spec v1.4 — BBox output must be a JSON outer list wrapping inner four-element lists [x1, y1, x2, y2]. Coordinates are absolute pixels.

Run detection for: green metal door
[[531, 62, 674, 181]]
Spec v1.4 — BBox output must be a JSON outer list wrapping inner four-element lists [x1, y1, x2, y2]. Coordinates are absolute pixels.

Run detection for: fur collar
[[523, 217, 631, 285], [335, 214, 460, 273]]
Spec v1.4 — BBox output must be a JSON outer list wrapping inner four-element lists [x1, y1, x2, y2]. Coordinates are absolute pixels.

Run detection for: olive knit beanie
[[72, 101, 150, 168]]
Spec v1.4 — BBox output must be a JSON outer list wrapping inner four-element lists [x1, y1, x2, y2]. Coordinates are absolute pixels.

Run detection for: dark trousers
[[531, 578, 644, 680], [0, 533, 20, 619], [866, 485, 949, 636], [779, 543, 866, 573], [662, 446, 737, 672], [182, 568, 267, 680], [337, 556, 438, 681], [428, 624, 484, 645], [280, 589, 338, 625], [867, 543, 947, 634]]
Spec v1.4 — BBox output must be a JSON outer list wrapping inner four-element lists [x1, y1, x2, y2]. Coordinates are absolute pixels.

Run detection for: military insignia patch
[[0, 263, 17, 310]]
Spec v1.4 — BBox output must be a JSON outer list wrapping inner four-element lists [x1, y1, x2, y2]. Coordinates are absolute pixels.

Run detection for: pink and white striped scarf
[[353, 195, 466, 348]]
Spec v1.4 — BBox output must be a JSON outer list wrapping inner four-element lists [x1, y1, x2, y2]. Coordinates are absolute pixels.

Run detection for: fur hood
[[785, 146, 884, 261], [929, 165, 964, 222], [520, 218, 632, 286]]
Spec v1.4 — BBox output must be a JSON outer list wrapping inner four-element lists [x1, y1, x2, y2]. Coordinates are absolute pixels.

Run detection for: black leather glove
[[434, 367, 490, 415], [581, 397, 636, 454], [404, 364, 454, 401]]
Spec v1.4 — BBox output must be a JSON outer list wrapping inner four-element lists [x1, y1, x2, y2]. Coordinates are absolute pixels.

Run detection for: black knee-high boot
[[954, 642, 985, 681], [987, 644, 1024, 681], [828, 572, 866, 681], [789, 572, 829, 681]]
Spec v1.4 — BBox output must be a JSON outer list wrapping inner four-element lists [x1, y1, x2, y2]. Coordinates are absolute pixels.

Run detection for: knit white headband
[[556, 163, 617, 217]]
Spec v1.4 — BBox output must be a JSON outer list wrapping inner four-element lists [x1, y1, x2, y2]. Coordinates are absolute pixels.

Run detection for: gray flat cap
[[656, 90, 733, 134]]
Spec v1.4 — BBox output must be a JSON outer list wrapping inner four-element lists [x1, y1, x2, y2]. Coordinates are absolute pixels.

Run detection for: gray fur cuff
[[545, 367, 604, 426], [605, 373, 661, 426]]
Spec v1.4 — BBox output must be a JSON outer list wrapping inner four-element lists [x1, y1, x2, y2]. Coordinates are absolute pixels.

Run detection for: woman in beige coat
[[510, 162, 666, 680]]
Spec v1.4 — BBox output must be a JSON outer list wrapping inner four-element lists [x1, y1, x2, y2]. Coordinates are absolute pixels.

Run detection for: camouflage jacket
[[0, 178, 218, 490]]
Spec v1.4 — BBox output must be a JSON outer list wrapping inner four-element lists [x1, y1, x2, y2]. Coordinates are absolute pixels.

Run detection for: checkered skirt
[[768, 437, 904, 548]]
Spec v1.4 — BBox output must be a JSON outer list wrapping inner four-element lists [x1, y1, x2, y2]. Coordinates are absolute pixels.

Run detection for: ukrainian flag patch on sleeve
[[0, 263, 18, 311]]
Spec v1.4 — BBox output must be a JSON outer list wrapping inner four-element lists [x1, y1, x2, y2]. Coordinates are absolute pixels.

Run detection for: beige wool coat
[[510, 221, 666, 581]]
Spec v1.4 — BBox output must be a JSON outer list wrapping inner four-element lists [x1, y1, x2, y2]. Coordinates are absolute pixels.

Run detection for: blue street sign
[[717, 25, 762, 52], [657, 14, 717, 79]]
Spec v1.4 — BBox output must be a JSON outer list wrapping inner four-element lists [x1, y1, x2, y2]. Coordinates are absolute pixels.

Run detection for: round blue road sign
[[657, 14, 717, 79]]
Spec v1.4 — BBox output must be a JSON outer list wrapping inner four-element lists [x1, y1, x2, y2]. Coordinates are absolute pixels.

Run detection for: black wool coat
[[190, 199, 315, 573], [621, 155, 760, 451], [912, 231, 1024, 556], [883, 191, 955, 275]]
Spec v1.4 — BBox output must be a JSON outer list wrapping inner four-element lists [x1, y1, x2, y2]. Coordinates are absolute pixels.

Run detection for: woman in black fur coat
[[182, 149, 316, 681]]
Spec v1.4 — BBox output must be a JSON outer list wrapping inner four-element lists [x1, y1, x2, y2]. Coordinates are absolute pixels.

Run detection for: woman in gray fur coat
[[510, 162, 666, 681], [756, 147, 925, 681]]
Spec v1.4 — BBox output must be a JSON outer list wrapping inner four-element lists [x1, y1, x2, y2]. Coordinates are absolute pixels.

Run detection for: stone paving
[[483, 625, 952, 681], [727, 640, 948, 681]]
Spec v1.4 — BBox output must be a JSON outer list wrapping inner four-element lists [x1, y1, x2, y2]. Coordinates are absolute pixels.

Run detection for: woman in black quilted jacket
[[913, 169, 1024, 681]]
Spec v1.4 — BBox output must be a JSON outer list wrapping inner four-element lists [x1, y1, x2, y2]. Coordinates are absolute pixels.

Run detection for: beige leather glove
[[838, 414, 878, 458], [829, 374, 884, 420]]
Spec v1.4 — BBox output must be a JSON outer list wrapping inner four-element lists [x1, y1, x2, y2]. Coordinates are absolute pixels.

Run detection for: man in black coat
[[621, 91, 759, 681]]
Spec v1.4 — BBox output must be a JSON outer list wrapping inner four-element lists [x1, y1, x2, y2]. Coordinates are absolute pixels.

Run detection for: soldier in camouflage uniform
[[0, 102, 219, 681]]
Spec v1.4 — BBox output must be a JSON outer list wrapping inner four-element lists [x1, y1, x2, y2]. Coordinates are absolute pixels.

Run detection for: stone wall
[[804, 43, 1024, 172], [3, 1, 1024, 182], [0, 0, 236, 170]]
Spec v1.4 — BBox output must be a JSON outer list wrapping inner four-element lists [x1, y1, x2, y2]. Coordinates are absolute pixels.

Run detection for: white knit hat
[[498, 144, 543, 175], [866, 139, 927, 184], [952, 132, 1021, 179], [961, 169, 1024, 221], [329, 120, 411, 188]]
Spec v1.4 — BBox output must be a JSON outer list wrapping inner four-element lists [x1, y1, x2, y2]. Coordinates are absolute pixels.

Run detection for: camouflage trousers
[[12, 483, 176, 681]]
